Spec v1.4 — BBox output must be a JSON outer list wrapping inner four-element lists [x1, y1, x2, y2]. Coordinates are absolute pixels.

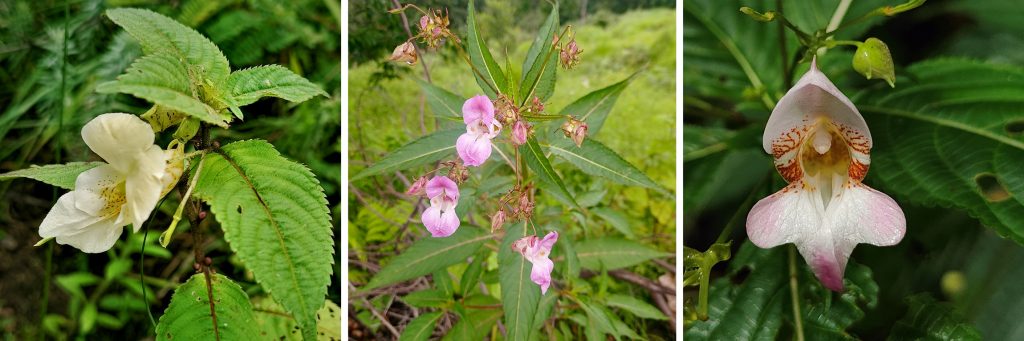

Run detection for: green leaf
[[106, 8, 230, 87], [417, 79, 464, 120], [459, 252, 486, 297], [350, 129, 463, 182], [519, 4, 558, 105], [79, 302, 97, 334], [578, 299, 620, 340], [856, 59, 1024, 244], [402, 289, 450, 308], [606, 294, 669, 320], [466, 0, 507, 97], [251, 298, 342, 341], [522, 137, 581, 210], [592, 208, 635, 238], [96, 55, 229, 127], [155, 273, 258, 341], [434, 269, 454, 297], [444, 297, 503, 341], [576, 238, 669, 270], [364, 227, 488, 290], [226, 65, 327, 107], [0, 162, 102, 190], [547, 139, 669, 195], [887, 294, 982, 341], [193, 140, 333, 340], [500, 222, 541, 340], [559, 73, 636, 136], [399, 311, 443, 341]]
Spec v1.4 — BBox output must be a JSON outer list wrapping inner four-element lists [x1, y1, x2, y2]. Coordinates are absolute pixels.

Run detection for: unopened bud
[[490, 209, 506, 233], [494, 94, 518, 125], [388, 41, 418, 65], [518, 193, 535, 219], [529, 97, 545, 114], [448, 163, 470, 184], [739, 7, 776, 22], [405, 176, 428, 196], [559, 39, 582, 69], [511, 121, 531, 146], [852, 37, 896, 88], [572, 122, 589, 147]]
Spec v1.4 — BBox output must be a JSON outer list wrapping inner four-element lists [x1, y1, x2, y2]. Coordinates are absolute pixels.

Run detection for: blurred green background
[[0, 0, 339, 339]]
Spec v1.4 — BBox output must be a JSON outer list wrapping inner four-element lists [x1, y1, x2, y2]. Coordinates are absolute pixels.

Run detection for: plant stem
[[789, 246, 805, 341], [776, 0, 791, 89]]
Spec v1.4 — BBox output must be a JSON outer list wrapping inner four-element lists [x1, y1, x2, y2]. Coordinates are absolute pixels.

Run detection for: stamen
[[813, 128, 832, 155]]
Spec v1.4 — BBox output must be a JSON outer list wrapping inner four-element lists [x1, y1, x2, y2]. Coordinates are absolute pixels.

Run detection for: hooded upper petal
[[456, 133, 493, 167], [81, 113, 157, 173], [425, 176, 459, 202], [462, 95, 495, 125]]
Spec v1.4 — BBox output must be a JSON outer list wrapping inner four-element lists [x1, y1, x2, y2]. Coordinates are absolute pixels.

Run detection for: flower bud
[[490, 209, 506, 233], [388, 41, 418, 65], [494, 94, 518, 126], [406, 176, 428, 196], [560, 39, 582, 69], [517, 192, 535, 219], [739, 7, 776, 22], [511, 121, 531, 146], [448, 162, 470, 184], [529, 96, 545, 114], [852, 37, 896, 88], [572, 122, 589, 147]]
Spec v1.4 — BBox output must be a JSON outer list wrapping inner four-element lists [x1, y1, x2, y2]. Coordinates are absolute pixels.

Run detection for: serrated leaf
[[192, 140, 333, 340], [547, 139, 669, 195], [606, 294, 668, 320], [467, 0, 507, 97], [399, 311, 443, 341], [0, 162, 102, 190], [500, 222, 540, 340], [106, 8, 230, 87], [887, 294, 982, 341], [576, 238, 669, 270], [364, 227, 488, 290], [227, 65, 326, 107], [155, 273, 258, 341], [402, 289, 450, 308], [856, 59, 1024, 244], [519, 4, 558, 105], [350, 129, 463, 182], [522, 137, 581, 210], [559, 73, 636, 136], [252, 298, 342, 341], [96, 54, 228, 127]]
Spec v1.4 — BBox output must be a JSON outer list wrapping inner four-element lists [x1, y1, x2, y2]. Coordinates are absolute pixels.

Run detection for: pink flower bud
[[572, 122, 588, 147], [511, 121, 531, 146], [490, 209, 506, 233], [388, 41, 418, 65], [405, 176, 428, 196]]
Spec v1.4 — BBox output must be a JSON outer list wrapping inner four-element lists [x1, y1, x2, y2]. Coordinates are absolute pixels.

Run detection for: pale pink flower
[[421, 176, 460, 237], [456, 95, 501, 166], [513, 231, 558, 294], [746, 58, 905, 291], [511, 120, 530, 146]]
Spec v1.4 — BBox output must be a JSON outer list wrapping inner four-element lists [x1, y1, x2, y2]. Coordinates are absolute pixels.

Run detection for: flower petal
[[529, 256, 554, 294], [422, 206, 460, 238], [746, 182, 821, 249], [462, 95, 494, 125], [827, 182, 906, 247], [123, 147, 168, 231], [537, 231, 558, 254], [425, 176, 459, 202], [456, 133, 493, 167], [55, 218, 123, 253], [81, 113, 156, 173], [39, 192, 107, 239], [72, 165, 123, 216], [762, 59, 872, 166]]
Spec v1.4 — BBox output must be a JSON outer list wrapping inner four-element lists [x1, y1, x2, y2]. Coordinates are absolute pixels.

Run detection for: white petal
[[763, 59, 871, 156], [123, 147, 168, 231], [81, 113, 156, 173], [55, 218, 124, 253], [39, 192, 106, 238], [746, 182, 822, 248], [73, 164, 123, 215], [826, 182, 906, 247]]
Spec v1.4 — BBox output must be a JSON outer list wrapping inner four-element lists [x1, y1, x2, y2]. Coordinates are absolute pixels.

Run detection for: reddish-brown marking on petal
[[849, 159, 870, 181], [776, 160, 803, 183]]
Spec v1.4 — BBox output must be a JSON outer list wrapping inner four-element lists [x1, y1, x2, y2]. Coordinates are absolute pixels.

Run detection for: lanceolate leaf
[[856, 59, 1024, 244], [106, 8, 230, 86], [364, 227, 488, 290], [226, 65, 327, 107], [155, 273, 257, 341], [467, 0, 507, 98], [560, 73, 637, 136], [0, 162, 102, 190], [500, 223, 541, 341], [519, 4, 558, 105], [576, 238, 670, 270], [398, 311, 443, 341], [522, 137, 581, 210], [548, 139, 669, 195], [350, 129, 463, 182], [193, 140, 333, 340], [97, 54, 229, 127], [417, 79, 464, 119], [444, 297, 503, 341], [606, 294, 669, 320]]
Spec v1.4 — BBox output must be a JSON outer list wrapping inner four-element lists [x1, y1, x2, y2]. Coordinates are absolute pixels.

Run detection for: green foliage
[[576, 237, 671, 270], [888, 294, 982, 341], [350, 129, 463, 182], [519, 4, 559, 104], [97, 54, 229, 127], [548, 138, 668, 195], [364, 227, 488, 290], [227, 65, 328, 108], [251, 298, 342, 340], [399, 311, 444, 341], [155, 273, 258, 341], [467, 0, 508, 98], [0, 162, 102, 190], [193, 140, 333, 340], [523, 137, 581, 210], [606, 294, 669, 320]]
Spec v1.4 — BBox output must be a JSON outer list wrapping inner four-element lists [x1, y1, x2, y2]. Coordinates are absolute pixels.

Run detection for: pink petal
[[746, 183, 818, 249], [427, 209, 460, 237], [425, 176, 459, 202], [529, 256, 554, 294], [537, 231, 558, 254], [456, 132, 492, 167], [462, 95, 495, 125]]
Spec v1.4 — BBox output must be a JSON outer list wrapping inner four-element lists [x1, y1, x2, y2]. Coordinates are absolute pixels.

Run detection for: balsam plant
[[352, 1, 674, 339], [1, 8, 335, 340]]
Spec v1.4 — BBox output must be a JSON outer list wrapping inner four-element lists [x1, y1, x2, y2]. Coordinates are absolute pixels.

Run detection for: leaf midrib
[[860, 105, 1024, 151], [546, 143, 661, 192]]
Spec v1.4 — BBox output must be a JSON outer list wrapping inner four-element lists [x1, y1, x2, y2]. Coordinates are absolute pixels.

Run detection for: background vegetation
[[684, 0, 1024, 339], [0, 0, 340, 339], [348, 0, 676, 339]]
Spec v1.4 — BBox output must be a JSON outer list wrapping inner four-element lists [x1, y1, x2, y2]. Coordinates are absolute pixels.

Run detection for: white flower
[[38, 113, 181, 253]]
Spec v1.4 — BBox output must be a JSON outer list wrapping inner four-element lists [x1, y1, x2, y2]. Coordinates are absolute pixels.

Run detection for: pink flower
[[405, 176, 428, 196], [511, 120, 530, 146], [513, 231, 558, 294], [746, 58, 905, 292], [456, 95, 501, 166], [421, 176, 460, 237]]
